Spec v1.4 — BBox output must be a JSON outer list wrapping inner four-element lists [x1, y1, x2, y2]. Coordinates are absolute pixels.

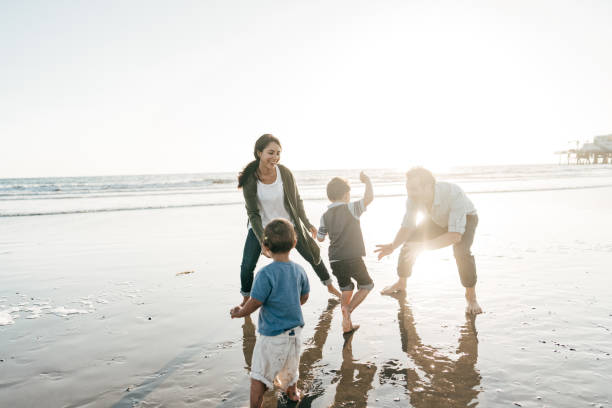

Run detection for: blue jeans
[[240, 228, 332, 296]]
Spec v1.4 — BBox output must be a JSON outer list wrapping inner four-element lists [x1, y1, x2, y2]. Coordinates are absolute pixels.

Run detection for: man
[[375, 167, 482, 314]]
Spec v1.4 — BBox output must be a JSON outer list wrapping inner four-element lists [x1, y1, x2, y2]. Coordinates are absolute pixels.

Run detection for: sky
[[1, 0, 612, 178]]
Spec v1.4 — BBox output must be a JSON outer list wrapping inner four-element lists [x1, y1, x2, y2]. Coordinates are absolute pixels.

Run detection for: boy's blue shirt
[[250, 260, 310, 336]]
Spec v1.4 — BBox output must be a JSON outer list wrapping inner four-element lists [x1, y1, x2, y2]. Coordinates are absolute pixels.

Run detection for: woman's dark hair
[[237, 134, 282, 188], [262, 219, 296, 254]]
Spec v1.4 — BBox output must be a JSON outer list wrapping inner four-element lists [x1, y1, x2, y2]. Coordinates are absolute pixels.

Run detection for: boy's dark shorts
[[330, 258, 374, 292]]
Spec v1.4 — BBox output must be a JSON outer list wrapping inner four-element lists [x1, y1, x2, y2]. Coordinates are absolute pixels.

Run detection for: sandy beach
[[1, 185, 611, 407]]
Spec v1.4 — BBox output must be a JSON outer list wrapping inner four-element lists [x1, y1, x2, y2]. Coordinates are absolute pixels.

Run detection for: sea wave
[[2, 182, 611, 218]]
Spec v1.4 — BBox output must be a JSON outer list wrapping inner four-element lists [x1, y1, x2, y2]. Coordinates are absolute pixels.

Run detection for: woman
[[237, 134, 341, 305]]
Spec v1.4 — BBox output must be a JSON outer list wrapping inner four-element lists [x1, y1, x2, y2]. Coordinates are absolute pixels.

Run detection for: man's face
[[405, 178, 432, 205]]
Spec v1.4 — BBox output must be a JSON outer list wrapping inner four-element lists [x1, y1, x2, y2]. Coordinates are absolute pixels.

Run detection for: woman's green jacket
[[241, 164, 321, 264]]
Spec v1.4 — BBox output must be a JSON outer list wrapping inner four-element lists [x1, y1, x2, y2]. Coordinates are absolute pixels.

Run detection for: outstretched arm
[[230, 297, 263, 318], [402, 231, 462, 262], [290, 170, 313, 230], [423, 231, 462, 250], [375, 226, 413, 260]]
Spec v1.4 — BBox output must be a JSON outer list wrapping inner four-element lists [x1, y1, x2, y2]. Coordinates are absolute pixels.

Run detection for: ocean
[[2, 164, 612, 217]]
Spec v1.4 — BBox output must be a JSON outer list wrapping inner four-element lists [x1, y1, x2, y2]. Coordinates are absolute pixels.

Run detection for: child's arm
[[316, 214, 327, 242], [299, 269, 310, 305], [230, 298, 263, 319], [360, 171, 373, 207]]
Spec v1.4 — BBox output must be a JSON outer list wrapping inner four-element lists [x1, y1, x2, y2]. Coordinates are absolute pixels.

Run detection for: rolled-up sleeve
[[447, 192, 468, 234], [317, 214, 327, 240], [401, 199, 417, 229]]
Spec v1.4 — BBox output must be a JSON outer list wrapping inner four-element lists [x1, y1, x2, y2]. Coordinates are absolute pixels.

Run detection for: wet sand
[[1, 186, 611, 407]]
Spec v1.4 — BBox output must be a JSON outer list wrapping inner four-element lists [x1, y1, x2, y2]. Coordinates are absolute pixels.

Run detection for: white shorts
[[250, 326, 302, 390]]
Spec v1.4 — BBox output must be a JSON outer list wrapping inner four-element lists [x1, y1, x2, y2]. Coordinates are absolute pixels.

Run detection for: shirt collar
[[328, 201, 346, 209]]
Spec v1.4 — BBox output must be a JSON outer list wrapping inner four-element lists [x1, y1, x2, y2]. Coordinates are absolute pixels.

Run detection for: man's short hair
[[405, 167, 436, 187], [327, 177, 350, 201], [263, 219, 296, 254]]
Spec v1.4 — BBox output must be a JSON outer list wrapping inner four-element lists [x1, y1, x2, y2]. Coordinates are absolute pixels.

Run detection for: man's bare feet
[[327, 283, 342, 298], [381, 281, 406, 295], [286, 384, 301, 402], [465, 286, 483, 315], [466, 300, 483, 315]]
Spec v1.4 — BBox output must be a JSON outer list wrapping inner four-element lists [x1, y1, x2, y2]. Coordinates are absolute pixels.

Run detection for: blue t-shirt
[[250, 261, 310, 336]]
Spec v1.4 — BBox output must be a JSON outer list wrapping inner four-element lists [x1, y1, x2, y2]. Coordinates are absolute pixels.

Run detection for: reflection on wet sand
[[242, 315, 256, 370], [240, 294, 480, 407], [297, 298, 340, 405], [328, 333, 377, 407], [380, 293, 481, 407], [240, 299, 341, 407]]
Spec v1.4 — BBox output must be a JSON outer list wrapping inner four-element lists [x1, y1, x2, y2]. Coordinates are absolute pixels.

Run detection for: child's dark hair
[[263, 219, 296, 254], [326, 177, 350, 201]]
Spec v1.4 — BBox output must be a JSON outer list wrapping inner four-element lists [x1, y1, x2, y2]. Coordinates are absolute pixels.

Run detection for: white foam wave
[[50, 307, 90, 317], [0, 307, 20, 326]]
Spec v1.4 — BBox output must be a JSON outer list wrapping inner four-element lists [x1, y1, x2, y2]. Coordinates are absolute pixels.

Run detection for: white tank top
[[255, 165, 292, 228]]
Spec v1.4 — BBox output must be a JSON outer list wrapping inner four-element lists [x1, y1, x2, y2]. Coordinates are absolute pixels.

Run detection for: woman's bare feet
[[286, 384, 301, 402], [380, 279, 406, 295], [327, 283, 342, 298]]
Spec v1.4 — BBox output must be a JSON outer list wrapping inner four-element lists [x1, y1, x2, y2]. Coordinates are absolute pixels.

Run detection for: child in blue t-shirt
[[230, 218, 310, 406]]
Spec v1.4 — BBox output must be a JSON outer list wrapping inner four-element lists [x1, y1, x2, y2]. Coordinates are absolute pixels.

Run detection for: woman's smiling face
[[257, 142, 281, 170]]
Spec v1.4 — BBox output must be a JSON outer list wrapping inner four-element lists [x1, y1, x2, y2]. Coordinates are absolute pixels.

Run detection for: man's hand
[[359, 171, 370, 183], [230, 306, 242, 319], [375, 243, 394, 260]]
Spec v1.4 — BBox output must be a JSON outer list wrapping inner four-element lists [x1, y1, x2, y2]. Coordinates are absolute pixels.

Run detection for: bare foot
[[286, 384, 301, 402], [381, 281, 406, 295], [327, 283, 342, 298], [466, 300, 483, 315], [341, 305, 352, 333], [464, 286, 482, 315]]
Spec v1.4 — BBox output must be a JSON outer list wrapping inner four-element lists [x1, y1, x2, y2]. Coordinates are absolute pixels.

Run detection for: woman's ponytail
[[238, 159, 260, 188], [237, 134, 281, 189]]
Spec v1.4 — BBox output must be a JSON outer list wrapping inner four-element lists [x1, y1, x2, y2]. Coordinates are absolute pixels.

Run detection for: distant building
[[558, 134, 612, 164], [593, 134, 612, 151]]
